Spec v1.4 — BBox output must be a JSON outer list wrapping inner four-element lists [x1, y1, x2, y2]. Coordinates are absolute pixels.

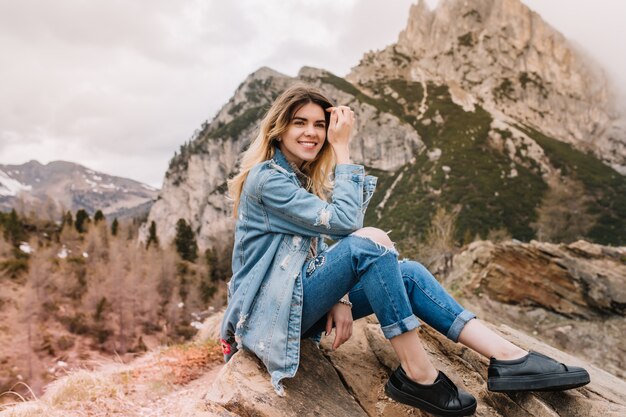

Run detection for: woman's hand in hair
[[325, 302, 353, 350], [326, 106, 355, 165]]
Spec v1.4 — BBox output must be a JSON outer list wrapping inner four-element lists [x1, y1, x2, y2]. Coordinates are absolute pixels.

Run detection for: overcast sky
[[1, 0, 625, 188]]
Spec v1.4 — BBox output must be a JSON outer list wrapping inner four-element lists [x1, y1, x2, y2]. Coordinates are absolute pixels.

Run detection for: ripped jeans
[[301, 234, 476, 341]]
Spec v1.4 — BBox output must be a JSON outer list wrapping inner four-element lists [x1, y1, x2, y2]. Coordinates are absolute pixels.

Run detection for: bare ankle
[[402, 363, 438, 385], [493, 346, 527, 361]]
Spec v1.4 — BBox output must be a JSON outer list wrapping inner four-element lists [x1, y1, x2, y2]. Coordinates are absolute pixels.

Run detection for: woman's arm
[[257, 164, 366, 237]]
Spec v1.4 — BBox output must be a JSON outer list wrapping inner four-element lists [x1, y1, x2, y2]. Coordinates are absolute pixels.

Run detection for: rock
[[319, 317, 408, 417], [444, 239, 626, 379], [200, 239, 626, 416], [195, 310, 224, 344], [446, 240, 626, 318], [203, 310, 626, 417], [337, 320, 626, 416], [204, 340, 368, 417]]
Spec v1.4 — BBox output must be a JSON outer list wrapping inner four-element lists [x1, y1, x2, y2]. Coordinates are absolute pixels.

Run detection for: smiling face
[[278, 102, 327, 168]]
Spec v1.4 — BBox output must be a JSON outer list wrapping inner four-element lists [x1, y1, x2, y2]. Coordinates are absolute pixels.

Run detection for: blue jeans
[[301, 235, 476, 341]]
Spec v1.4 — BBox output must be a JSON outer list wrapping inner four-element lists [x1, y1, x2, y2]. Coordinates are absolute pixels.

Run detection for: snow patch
[[19, 242, 33, 254], [427, 148, 442, 161], [0, 169, 32, 196]]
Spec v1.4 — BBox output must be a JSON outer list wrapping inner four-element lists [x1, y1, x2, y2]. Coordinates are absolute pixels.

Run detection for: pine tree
[[111, 218, 119, 236], [174, 219, 198, 262], [94, 210, 105, 223], [75, 209, 90, 233], [146, 221, 159, 249], [2, 209, 24, 245], [62, 210, 73, 231]]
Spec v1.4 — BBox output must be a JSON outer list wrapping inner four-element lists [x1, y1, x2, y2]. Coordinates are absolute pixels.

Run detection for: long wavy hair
[[228, 84, 336, 217]]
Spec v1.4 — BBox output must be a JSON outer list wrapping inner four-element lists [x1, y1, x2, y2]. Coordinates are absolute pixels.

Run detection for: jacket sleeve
[[256, 164, 370, 238]]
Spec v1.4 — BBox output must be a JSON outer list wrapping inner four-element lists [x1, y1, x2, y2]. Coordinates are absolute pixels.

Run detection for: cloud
[[0, 0, 414, 188]]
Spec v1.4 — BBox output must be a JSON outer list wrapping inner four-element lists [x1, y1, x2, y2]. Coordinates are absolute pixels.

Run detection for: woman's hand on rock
[[325, 302, 353, 350]]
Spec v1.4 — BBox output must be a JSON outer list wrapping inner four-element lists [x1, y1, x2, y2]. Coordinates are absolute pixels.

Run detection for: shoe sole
[[488, 369, 590, 392], [385, 380, 477, 416]]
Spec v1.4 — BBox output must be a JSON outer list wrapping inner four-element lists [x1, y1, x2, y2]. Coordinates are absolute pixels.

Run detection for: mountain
[[143, 0, 626, 249], [350, 0, 626, 173], [0, 160, 158, 219]]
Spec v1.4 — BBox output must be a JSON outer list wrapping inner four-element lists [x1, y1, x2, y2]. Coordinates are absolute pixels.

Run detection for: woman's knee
[[351, 227, 394, 248], [399, 260, 438, 286]]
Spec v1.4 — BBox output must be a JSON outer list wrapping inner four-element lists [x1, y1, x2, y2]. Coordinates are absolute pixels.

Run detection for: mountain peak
[[348, 0, 625, 173], [23, 159, 43, 167]]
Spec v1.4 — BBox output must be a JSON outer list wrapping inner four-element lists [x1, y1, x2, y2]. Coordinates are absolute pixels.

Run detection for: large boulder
[[202, 314, 626, 416]]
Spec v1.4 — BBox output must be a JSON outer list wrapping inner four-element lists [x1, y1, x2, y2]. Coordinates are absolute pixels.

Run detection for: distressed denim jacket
[[220, 147, 377, 395]]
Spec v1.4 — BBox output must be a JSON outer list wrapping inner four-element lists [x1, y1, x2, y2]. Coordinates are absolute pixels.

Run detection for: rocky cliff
[[143, 0, 626, 250], [349, 0, 626, 174], [201, 238, 626, 416]]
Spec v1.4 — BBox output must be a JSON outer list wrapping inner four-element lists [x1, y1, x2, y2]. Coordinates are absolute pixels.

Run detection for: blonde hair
[[228, 84, 336, 217]]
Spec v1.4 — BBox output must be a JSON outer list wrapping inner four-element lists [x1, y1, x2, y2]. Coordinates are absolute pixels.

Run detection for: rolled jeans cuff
[[446, 310, 476, 342], [381, 314, 421, 339]]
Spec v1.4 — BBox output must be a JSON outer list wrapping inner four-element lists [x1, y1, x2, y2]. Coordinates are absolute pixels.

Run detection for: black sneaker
[[385, 366, 477, 416], [488, 351, 590, 392]]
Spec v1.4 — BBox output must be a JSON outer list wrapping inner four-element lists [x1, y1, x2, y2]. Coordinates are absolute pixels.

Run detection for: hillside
[[0, 211, 230, 400]]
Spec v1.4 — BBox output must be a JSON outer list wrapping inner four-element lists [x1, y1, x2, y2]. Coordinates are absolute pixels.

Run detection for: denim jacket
[[220, 147, 377, 395]]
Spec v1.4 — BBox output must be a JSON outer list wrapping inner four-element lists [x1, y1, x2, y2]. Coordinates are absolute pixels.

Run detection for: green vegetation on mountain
[[363, 79, 547, 243], [209, 106, 267, 141], [520, 126, 626, 245]]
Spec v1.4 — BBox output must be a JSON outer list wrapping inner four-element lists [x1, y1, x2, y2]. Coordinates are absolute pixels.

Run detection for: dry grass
[[131, 341, 222, 387], [0, 402, 65, 417], [45, 369, 126, 407], [0, 339, 224, 417]]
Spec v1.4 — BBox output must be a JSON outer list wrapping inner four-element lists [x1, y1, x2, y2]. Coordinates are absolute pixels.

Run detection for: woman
[[220, 85, 590, 416]]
